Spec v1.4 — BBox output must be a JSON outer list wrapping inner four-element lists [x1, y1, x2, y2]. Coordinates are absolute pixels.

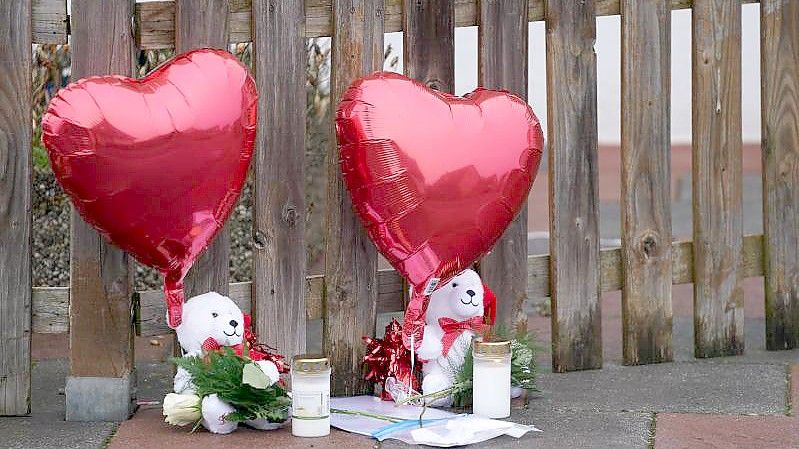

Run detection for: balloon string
[[409, 333, 415, 394], [164, 277, 185, 329]]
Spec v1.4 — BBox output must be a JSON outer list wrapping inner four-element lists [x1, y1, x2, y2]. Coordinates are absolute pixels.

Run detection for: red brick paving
[[526, 144, 763, 232], [654, 413, 799, 449], [107, 407, 376, 449]]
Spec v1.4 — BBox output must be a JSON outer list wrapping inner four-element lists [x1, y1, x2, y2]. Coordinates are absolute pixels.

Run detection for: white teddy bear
[[416, 269, 492, 407], [173, 292, 281, 434]]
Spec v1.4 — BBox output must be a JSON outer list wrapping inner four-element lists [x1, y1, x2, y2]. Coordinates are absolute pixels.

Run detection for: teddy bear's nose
[[466, 289, 476, 297], [229, 319, 238, 327]]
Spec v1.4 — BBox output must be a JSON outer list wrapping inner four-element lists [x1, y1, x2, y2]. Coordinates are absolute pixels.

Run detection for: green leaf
[[171, 349, 290, 423], [242, 362, 270, 389]]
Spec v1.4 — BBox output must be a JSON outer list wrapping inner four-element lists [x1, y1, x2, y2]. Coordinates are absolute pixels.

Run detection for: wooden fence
[[1, 0, 798, 417]]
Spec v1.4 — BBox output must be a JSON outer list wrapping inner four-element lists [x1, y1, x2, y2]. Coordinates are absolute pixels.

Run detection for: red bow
[[438, 316, 485, 356]]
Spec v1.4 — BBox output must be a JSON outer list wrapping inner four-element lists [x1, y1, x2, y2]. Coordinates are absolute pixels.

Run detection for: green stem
[[330, 408, 404, 423], [397, 381, 471, 406]]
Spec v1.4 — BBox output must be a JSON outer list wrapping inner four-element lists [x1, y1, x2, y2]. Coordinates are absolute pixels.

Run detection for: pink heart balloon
[[42, 48, 257, 328], [335, 72, 543, 345]]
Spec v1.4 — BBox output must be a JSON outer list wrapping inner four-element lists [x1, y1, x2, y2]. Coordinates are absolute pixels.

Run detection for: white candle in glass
[[291, 355, 331, 437], [472, 338, 511, 418]]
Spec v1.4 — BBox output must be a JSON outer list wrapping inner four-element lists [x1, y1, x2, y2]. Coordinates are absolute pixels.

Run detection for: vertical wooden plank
[[176, 0, 231, 299], [477, 0, 529, 328], [252, 0, 307, 359], [402, 1, 453, 315], [692, 0, 744, 357], [325, 0, 383, 395], [69, 0, 135, 379], [619, 0, 673, 365], [545, 0, 602, 371], [0, 0, 32, 416], [403, 0, 454, 93], [761, 0, 799, 350]]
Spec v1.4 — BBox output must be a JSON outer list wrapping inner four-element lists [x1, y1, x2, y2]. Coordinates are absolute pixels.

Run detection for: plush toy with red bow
[[172, 292, 287, 434], [416, 269, 497, 406]]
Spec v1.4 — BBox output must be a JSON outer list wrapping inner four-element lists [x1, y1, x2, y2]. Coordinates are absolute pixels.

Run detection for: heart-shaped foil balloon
[[42, 48, 257, 328], [336, 72, 543, 347]]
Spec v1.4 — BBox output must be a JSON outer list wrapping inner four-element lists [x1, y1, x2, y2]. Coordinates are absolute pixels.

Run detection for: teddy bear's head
[[175, 292, 245, 354], [425, 269, 486, 323]]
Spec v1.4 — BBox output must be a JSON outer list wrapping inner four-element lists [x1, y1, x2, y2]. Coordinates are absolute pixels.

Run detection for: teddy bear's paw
[[422, 373, 454, 408], [201, 394, 238, 434], [416, 330, 443, 361]]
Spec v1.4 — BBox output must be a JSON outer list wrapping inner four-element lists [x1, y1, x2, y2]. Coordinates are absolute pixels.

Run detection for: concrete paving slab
[[0, 359, 117, 449], [483, 410, 652, 449], [528, 361, 787, 416], [654, 413, 799, 449]]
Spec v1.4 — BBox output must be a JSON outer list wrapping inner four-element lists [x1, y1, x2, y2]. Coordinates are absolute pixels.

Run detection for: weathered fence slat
[[32, 234, 765, 338], [402, 0, 454, 314], [761, 0, 799, 350], [619, 0, 673, 365], [546, 0, 602, 372], [252, 0, 308, 359], [478, 0, 530, 328], [691, 0, 744, 357], [0, 0, 32, 416], [403, 0, 454, 93], [176, 0, 232, 299], [32, 0, 67, 44], [325, 0, 384, 395], [66, 0, 136, 421], [116, 0, 763, 48]]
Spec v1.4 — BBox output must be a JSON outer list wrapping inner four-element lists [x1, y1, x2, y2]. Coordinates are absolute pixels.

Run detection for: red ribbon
[[438, 316, 485, 356], [363, 319, 421, 400]]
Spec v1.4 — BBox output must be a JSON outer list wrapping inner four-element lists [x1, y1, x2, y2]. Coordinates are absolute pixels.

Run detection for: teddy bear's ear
[[482, 282, 497, 325]]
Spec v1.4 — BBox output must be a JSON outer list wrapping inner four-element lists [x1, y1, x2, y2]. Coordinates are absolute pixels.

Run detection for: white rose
[[255, 360, 280, 386], [163, 393, 202, 426]]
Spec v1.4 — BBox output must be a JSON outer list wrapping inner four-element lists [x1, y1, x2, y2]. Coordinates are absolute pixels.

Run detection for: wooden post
[[252, 0, 308, 359], [176, 0, 231, 299], [619, 0, 673, 364], [0, 0, 32, 416], [477, 0, 530, 328], [325, 0, 384, 395], [402, 0, 454, 314], [761, 0, 799, 350], [66, 0, 136, 421], [403, 0, 454, 93], [691, 0, 744, 358], [545, 0, 602, 372]]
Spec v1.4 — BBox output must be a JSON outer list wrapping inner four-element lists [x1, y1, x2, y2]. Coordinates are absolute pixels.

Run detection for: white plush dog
[[173, 292, 281, 433], [416, 269, 488, 406]]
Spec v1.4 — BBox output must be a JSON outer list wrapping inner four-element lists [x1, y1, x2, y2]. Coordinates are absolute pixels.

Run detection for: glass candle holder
[[472, 338, 511, 418], [291, 354, 331, 437]]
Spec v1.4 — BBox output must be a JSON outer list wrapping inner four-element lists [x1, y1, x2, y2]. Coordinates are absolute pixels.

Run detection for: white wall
[[386, 3, 762, 145]]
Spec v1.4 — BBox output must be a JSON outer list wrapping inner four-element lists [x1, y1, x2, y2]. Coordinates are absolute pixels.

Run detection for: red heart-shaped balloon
[[42, 48, 257, 328], [336, 72, 543, 343]]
